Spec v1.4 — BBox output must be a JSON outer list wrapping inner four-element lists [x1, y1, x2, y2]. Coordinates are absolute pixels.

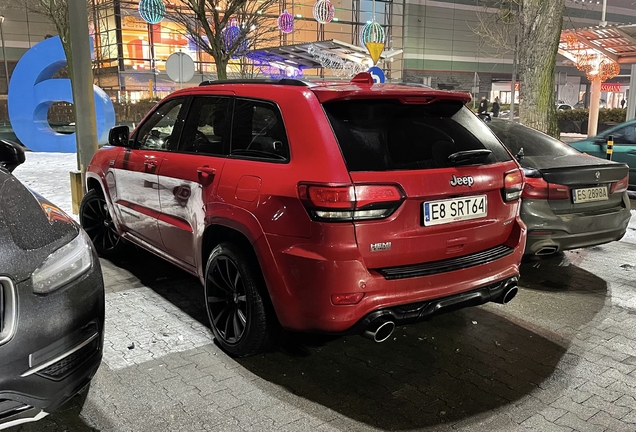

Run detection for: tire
[[204, 242, 279, 357], [80, 189, 126, 257]]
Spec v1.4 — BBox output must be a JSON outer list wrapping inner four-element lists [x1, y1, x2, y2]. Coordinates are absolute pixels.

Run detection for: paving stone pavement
[[8, 236, 636, 431]]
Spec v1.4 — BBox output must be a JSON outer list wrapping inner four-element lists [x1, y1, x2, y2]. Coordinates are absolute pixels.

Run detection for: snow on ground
[[12, 152, 79, 220], [9, 152, 636, 244]]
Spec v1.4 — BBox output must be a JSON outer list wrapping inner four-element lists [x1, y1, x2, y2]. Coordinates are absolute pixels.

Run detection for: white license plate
[[423, 195, 487, 226], [572, 186, 608, 203]]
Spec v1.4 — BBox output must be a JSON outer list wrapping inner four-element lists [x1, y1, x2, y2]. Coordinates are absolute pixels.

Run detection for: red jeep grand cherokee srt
[[82, 74, 526, 357]]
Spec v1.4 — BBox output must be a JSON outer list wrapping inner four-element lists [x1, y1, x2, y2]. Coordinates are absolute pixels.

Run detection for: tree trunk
[[517, 0, 565, 138], [215, 56, 229, 80]]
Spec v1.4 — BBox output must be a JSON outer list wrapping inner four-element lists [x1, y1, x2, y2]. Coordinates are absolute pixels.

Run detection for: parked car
[[486, 119, 631, 256], [568, 119, 636, 190], [0, 140, 104, 429], [556, 104, 573, 111], [82, 74, 526, 357]]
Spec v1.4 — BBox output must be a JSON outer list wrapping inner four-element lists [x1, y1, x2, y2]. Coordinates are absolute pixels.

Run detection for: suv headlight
[[32, 230, 94, 294]]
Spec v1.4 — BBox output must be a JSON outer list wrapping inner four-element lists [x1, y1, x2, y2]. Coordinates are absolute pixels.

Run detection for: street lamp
[[0, 15, 9, 92]]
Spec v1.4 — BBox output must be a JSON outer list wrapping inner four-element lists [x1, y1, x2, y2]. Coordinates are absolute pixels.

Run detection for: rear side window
[[487, 120, 581, 157], [230, 99, 290, 162], [323, 99, 511, 171]]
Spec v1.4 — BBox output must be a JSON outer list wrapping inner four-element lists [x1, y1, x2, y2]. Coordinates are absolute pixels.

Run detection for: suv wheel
[[80, 189, 125, 256], [205, 242, 277, 357]]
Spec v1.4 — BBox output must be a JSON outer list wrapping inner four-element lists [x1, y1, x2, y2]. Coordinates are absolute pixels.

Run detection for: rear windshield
[[323, 99, 512, 172], [487, 120, 581, 157]]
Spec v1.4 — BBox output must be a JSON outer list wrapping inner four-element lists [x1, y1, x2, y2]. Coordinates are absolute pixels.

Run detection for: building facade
[[2, 0, 636, 105]]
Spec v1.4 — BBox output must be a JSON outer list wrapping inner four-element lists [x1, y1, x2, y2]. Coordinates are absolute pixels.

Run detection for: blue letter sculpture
[[8, 36, 116, 153]]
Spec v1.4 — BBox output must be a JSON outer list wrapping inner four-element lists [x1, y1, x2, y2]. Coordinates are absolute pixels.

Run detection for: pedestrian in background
[[478, 96, 488, 115], [621, 98, 626, 109], [492, 96, 500, 117]]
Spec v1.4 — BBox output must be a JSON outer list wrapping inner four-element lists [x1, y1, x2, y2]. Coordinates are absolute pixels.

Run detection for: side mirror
[[108, 125, 130, 147], [593, 137, 606, 145], [0, 139, 26, 173]]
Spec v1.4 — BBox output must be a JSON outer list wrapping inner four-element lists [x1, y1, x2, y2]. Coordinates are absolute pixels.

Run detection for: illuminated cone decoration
[[278, 10, 294, 34], [138, 0, 165, 24], [313, 0, 335, 24]]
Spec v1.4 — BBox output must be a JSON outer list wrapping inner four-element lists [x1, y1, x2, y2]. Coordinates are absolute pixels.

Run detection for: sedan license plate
[[572, 186, 608, 204], [423, 195, 487, 226]]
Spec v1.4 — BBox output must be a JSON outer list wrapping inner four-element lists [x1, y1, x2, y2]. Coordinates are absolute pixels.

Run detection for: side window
[[136, 99, 184, 151], [179, 96, 231, 156], [614, 125, 636, 144], [230, 99, 290, 161]]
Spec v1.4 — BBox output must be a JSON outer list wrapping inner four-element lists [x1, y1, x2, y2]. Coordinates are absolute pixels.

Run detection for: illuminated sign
[[601, 83, 622, 93], [7, 36, 115, 153]]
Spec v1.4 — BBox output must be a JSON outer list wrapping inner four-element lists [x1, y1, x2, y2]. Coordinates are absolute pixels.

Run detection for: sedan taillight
[[610, 175, 629, 194], [298, 183, 405, 222], [521, 177, 570, 200]]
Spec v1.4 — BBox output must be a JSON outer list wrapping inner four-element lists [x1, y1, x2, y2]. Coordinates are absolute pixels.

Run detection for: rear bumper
[[265, 217, 526, 333], [522, 196, 631, 255], [0, 261, 104, 429], [346, 276, 519, 335]]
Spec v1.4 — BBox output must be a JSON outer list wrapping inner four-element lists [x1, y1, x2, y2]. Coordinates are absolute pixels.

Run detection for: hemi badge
[[370, 242, 392, 252]]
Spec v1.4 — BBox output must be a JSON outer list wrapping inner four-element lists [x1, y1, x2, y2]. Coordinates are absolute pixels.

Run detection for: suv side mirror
[[108, 125, 130, 147], [593, 137, 605, 144], [0, 139, 26, 173]]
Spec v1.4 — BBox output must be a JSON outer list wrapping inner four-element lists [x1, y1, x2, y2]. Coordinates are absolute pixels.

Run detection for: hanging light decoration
[[313, 0, 335, 24], [138, 0, 166, 24], [360, 21, 385, 46], [565, 34, 619, 81], [277, 10, 294, 34], [222, 18, 249, 57]]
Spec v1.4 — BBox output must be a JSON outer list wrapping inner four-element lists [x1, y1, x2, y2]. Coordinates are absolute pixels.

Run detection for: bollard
[[70, 170, 84, 215], [606, 135, 614, 160]]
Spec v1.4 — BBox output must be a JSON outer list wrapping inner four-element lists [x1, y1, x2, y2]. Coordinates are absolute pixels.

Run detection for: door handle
[[197, 166, 216, 186], [144, 160, 157, 172]]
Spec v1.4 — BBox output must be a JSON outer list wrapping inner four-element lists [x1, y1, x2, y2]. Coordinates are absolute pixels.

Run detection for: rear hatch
[[487, 119, 629, 216], [318, 96, 522, 270]]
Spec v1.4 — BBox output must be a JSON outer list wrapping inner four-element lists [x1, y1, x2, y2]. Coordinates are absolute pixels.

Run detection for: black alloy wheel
[[80, 189, 125, 256], [204, 242, 278, 357]]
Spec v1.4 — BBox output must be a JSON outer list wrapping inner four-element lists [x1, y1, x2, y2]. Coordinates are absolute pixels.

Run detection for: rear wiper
[[447, 149, 492, 165]]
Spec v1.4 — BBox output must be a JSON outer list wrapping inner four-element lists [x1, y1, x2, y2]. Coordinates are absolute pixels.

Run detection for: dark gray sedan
[[0, 140, 104, 429], [486, 119, 631, 256]]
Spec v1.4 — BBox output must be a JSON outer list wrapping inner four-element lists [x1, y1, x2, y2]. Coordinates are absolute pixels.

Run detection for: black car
[[0, 140, 104, 429], [486, 119, 631, 255]]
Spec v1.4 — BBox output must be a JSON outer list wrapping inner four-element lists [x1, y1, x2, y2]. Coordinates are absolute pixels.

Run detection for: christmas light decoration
[[360, 21, 385, 46], [313, 0, 335, 24], [222, 18, 249, 57], [138, 0, 165, 24], [278, 10, 294, 34], [565, 34, 619, 81]]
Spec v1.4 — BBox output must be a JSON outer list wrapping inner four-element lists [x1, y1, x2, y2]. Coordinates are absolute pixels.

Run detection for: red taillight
[[301, 185, 354, 209], [503, 169, 524, 202], [331, 292, 365, 305], [521, 177, 570, 200], [610, 175, 629, 194], [298, 183, 405, 221]]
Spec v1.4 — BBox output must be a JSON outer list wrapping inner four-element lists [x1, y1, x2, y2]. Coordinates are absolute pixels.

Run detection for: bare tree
[[473, 0, 566, 137], [168, 0, 280, 80], [11, 0, 112, 80]]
